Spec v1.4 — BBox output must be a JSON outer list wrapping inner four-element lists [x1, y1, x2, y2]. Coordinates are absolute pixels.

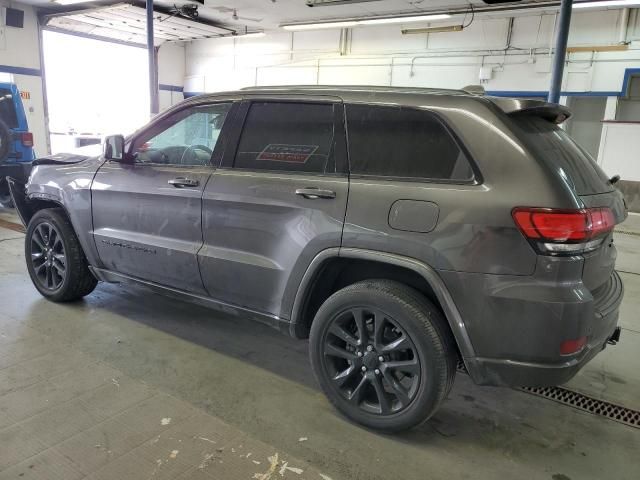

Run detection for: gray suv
[[8, 86, 626, 432]]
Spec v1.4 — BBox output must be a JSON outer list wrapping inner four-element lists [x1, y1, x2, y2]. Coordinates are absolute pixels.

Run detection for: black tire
[[0, 120, 10, 163], [25, 208, 97, 302], [0, 193, 13, 208], [309, 280, 457, 432]]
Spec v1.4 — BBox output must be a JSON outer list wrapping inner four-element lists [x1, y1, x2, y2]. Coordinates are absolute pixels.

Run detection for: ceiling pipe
[[146, 0, 159, 115], [619, 7, 630, 43], [548, 0, 573, 104]]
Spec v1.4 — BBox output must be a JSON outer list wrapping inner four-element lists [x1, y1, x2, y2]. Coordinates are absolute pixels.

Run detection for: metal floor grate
[[615, 229, 640, 238], [456, 361, 639, 429], [519, 386, 640, 429]]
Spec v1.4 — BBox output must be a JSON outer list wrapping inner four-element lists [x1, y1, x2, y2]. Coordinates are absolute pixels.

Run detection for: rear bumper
[[443, 265, 624, 387]]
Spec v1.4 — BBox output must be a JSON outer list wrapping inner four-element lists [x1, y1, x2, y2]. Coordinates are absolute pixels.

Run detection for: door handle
[[168, 177, 199, 188], [295, 188, 336, 200]]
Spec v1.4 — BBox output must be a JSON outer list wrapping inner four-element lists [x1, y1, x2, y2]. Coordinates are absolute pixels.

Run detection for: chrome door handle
[[295, 188, 336, 200], [168, 177, 199, 188]]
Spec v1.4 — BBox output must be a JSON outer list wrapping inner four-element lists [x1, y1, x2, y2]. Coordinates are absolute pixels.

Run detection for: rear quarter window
[[510, 116, 612, 196], [0, 88, 19, 129], [345, 104, 475, 182]]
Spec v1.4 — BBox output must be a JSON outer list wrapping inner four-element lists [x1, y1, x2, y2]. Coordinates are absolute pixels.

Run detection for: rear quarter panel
[[342, 95, 578, 276]]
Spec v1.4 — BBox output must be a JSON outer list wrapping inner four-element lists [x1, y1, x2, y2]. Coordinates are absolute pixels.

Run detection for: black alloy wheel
[[322, 306, 421, 415], [30, 221, 67, 291]]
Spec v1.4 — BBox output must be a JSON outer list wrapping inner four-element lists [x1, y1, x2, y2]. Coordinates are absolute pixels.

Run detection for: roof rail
[[462, 85, 486, 96]]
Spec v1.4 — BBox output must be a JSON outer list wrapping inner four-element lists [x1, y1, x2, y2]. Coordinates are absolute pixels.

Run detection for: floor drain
[[615, 229, 640, 237], [456, 362, 639, 429], [518, 386, 640, 429]]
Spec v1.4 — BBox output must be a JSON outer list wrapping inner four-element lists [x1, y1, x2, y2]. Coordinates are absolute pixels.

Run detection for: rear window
[[0, 88, 19, 129], [345, 104, 474, 181], [511, 116, 612, 195]]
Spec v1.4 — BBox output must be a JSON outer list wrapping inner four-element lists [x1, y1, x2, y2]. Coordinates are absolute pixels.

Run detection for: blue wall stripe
[[159, 84, 184, 92], [0, 64, 42, 77]]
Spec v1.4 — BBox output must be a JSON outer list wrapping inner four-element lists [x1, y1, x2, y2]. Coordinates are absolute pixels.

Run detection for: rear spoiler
[[487, 97, 572, 124]]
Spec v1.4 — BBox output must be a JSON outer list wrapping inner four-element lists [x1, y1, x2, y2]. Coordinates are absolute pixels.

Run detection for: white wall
[[158, 42, 185, 111], [0, 1, 48, 156], [183, 9, 640, 97]]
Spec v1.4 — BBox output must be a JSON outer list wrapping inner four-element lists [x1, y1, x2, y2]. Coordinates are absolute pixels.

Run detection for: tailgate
[[581, 189, 627, 291]]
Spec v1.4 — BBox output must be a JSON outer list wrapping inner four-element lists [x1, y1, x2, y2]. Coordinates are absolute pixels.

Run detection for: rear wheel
[[309, 280, 457, 432], [25, 208, 97, 302]]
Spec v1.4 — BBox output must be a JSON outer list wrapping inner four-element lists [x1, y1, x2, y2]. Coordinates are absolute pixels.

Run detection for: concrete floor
[[0, 207, 639, 480]]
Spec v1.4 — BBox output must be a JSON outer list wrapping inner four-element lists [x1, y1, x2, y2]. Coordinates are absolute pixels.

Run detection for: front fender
[[7, 177, 33, 226]]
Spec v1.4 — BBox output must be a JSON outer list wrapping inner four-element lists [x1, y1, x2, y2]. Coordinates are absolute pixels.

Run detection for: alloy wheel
[[322, 307, 421, 415], [30, 222, 66, 290]]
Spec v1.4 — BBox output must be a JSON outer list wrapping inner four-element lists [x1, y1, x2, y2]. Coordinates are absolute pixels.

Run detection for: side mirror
[[103, 135, 131, 162]]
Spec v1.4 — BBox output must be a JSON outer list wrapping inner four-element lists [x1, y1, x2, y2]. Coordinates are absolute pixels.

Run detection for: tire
[[309, 280, 457, 432], [0, 120, 10, 162], [0, 193, 13, 209], [25, 208, 97, 302]]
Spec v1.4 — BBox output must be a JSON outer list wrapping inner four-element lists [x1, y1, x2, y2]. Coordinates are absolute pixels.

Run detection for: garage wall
[[158, 42, 185, 111], [183, 9, 640, 97], [0, 1, 48, 156]]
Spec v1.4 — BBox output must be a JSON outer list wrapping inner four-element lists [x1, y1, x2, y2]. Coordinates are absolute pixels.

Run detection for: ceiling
[[18, 0, 623, 45]]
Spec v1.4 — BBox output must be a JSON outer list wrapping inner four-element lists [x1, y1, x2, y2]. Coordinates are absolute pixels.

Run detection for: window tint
[[511, 116, 612, 195], [234, 102, 335, 173], [0, 88, 19, 129], [132, 103, 231, 166], [346, 104, 474, 181]]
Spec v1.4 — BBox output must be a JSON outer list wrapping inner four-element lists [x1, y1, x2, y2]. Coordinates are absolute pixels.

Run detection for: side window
[[0, 88, 19, 128], [234, 102, 335, 173], [132, 103, 231, 166], [346, 104, 474, 181]]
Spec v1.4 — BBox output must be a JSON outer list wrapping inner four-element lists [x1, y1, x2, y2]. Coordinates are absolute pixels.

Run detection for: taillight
[[21, 132, 34, 147], [512, 207, 615, 255], [560, 336, 587, 355]]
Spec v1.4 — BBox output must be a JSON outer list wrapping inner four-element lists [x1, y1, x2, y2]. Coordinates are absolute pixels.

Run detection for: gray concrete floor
[[0, 207, 639, 480]]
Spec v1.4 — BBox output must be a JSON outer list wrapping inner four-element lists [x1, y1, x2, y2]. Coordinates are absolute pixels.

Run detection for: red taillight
[[560, 336, 587, 355], [21, 132, 34, 147], [512, 208, 615, 242]]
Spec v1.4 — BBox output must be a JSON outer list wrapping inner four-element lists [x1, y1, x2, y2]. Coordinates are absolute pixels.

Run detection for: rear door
[[92, 101, 235, 294], [199, 97, 348, 317]]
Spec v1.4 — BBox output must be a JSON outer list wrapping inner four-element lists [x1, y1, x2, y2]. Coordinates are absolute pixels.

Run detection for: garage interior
[[1, 0, 640, 479]]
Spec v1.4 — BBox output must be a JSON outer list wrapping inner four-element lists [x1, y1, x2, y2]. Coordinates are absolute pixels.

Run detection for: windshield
[[511, 116, 613, 196], [0, 88, 19, 129]]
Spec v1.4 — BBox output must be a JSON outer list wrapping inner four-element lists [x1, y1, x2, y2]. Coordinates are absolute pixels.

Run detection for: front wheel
[[309, 280, 457, 432], [25, 208, 97, 302], [0, 193, 13, 208]]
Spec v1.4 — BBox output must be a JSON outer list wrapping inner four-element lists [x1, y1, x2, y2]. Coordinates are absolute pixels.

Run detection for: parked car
[[8, 86, 626, 432], [0, 82, 35, 207]]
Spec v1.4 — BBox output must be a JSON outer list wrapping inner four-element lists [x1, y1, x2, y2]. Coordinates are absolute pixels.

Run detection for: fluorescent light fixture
[[283, 21, 358, 30], [53, 0, 92, 5], [402, 25, 463, 34], [240, 32, 266, 38], [573, 0, 640, 8], [359, 14, 451, 25], [283, 14, 451, 31]]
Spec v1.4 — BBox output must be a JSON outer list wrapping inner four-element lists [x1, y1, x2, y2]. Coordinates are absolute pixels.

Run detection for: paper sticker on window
[[257, 144, 318, 163]]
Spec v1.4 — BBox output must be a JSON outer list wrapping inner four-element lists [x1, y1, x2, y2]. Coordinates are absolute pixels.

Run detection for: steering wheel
[[179, 144, 213, 165]]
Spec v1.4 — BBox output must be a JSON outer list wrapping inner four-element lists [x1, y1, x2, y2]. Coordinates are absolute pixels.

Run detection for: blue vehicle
[[0, 82, 35, 207]]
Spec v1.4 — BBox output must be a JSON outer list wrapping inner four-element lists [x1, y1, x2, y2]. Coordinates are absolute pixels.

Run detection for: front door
[[199, 98, 349, 318], [91, 101, 234, 294]]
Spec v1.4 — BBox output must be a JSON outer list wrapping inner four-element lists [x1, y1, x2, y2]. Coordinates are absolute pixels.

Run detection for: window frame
[[344, 102, 482, 185], [220, 97, 348, 176], [126, 99, 238, 169]]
